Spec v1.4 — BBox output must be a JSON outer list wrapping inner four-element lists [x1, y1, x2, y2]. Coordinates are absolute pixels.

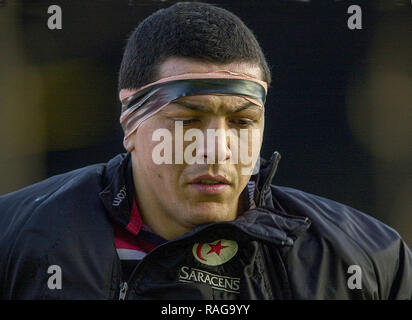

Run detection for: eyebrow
[[172, 99, 260, 113]]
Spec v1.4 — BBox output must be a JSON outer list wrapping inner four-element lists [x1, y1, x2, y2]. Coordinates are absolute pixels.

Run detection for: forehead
[[156, 56, 264, 82]]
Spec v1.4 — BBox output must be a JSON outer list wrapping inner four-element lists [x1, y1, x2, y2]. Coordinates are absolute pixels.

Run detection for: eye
[[230, 119, 255, 127], [174, 118, 200, 126]]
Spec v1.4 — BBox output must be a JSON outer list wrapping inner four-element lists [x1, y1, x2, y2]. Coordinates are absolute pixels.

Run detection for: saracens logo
[[192, 239, 238, 266]]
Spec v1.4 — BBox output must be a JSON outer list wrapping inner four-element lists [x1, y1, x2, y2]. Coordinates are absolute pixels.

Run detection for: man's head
[[118, 2, 271, 240], [118, 1, 271, 90]]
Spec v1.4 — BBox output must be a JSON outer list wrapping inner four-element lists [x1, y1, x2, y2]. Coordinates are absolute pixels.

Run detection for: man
[[0, 2, 411, 300]]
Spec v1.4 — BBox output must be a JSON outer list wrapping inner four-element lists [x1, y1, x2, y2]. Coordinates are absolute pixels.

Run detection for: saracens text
[[178, 266, 240, 294]]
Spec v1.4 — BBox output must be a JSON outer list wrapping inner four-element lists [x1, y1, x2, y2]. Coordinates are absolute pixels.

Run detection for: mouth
[[188, 174, 231, 195]]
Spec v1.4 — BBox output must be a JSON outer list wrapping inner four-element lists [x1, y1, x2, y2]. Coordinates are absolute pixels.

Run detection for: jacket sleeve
[[388, 238, 412, 299]]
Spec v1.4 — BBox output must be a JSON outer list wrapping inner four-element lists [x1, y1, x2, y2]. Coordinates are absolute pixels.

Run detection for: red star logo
[[207, 240, 228, 256]]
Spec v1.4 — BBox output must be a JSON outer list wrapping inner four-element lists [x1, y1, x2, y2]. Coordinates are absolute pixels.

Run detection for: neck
[[135, 190, 249, 241]]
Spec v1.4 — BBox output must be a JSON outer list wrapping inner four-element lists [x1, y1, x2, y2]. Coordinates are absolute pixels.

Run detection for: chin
[[188, 203, 234, 224]]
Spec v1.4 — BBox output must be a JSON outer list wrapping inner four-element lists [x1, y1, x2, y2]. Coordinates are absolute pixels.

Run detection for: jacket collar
[[251, 151, 282, 208], [99, 153, 135, 228]]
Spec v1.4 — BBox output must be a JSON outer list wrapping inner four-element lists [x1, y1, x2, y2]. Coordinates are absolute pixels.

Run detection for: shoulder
[[270, 185, 412, 298], [270, 185, 401, 246], [0, 154, 126, 298], [0, 162, 105, 214], [0, 154, 126, 241], [0, 153, 126, 208]]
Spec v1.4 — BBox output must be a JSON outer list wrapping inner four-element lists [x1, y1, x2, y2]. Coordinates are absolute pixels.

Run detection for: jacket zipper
[[118, 282, 128, 300]]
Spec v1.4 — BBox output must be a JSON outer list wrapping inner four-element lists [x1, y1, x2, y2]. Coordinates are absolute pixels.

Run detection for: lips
[[189, 174, 230, 195], [190, 174, 230, 185]]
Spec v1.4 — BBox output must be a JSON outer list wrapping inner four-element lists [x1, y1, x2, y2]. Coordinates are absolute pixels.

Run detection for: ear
[[123, 132, 136, 152]]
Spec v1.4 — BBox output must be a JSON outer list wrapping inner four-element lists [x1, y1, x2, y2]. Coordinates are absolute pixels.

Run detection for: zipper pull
[[119, 282, 128, 300]]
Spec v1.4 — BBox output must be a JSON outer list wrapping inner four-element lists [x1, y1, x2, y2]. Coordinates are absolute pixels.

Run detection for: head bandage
[[119, 71, 267, 140]]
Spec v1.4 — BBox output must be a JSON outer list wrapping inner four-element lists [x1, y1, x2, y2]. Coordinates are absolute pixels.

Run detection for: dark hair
[[118, 2, 271, 91]]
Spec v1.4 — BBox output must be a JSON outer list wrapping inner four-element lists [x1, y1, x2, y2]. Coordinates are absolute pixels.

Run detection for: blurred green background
[[0, 0, 411, 246]]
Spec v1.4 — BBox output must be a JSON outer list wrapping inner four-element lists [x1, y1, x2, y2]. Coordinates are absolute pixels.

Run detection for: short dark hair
[[118, 2, 271, 91]]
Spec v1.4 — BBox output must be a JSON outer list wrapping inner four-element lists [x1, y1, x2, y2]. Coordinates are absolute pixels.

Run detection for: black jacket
[[0, 152, 411, 299]]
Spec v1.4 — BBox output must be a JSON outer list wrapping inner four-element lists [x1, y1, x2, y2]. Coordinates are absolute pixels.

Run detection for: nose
[[197, 118, 232, 164]]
